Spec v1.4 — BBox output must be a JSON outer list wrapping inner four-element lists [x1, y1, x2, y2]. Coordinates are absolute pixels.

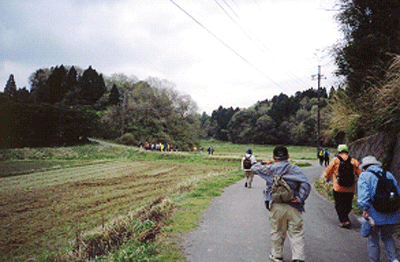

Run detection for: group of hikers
[[140, 142, 216, 155], [192, 146, 215, 155], [241, 145, 400, 262], [141, 142, 178, 152], [318, 147, 330, 166]]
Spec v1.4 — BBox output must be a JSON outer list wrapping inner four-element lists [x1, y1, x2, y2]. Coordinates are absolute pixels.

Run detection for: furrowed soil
[[0, 158, 237, 261]]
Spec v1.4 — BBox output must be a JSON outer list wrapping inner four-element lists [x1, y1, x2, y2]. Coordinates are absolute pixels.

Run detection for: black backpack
[[243, 156, 252, 169], [370, 170, 400, 213], [336, 156, 355, 187]]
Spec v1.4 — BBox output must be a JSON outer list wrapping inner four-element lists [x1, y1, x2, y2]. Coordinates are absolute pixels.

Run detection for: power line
[[221, 0, 240, 19], [169, 0, 291, 93], [214, 0, 311, 88]]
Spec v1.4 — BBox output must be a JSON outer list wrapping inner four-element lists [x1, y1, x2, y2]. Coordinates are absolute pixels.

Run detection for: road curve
[[183, 162, 376, 262]]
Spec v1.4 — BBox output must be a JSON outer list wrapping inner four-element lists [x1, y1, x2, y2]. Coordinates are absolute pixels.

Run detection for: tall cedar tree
[[108, 84, 121, 105], [4, 74, 17, 101], [211, 106, 240, 141], [76, 66, 106, 105], [45, 65, 68, 104]]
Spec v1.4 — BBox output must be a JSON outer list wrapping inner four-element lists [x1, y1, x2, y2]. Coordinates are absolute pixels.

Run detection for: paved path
[[184, 162, 376, 262]]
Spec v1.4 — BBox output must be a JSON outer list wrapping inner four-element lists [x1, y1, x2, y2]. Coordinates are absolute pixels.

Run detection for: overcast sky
[[1, 0, 342, 114]]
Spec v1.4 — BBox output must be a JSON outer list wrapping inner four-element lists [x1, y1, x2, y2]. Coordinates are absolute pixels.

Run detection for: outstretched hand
[[291, 197, 300, 203], [363, 209, 370, 220], [262, 161, 273, 165]]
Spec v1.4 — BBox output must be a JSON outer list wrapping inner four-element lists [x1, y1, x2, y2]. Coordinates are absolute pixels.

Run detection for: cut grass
[[0, 142, 314, 261], [0, 155, 239, 261], [201, 140, 333, 161]]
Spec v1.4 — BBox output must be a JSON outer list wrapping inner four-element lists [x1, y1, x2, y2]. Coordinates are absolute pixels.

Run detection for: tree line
[[201, 0, 400, 148], [2, 0, 399, 150], [200, 88, 332, 146], [0, 65, 201, 150]]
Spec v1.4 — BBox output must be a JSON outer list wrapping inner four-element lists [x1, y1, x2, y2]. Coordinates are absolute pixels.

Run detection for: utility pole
[[121, 93, 126, 136], [312, 65, 325, 150]]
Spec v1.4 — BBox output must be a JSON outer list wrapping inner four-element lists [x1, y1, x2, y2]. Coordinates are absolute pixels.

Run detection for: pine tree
[[77, 66, 106, 105], [108, 84, 121, 105], [45, 65, 68, 104], [4, 74, 17, 101]]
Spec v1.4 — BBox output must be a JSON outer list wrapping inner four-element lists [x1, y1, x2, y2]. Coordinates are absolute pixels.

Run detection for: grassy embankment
[[0, 141, 315, 261]]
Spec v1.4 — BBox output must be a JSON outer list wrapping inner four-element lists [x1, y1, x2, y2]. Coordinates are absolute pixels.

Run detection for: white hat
[[360, 155, 382, 170]]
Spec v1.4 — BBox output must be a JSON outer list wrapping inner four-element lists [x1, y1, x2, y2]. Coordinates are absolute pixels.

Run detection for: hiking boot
[[244, 182, 248, 187], [340, 221, 352, 229], [269, 252, 283, 262]]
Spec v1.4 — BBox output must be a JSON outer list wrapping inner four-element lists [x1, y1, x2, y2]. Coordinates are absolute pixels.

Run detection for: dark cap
[[273, 146, 288, 160]]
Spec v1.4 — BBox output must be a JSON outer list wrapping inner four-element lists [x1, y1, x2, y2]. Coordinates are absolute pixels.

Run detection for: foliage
[[110, 241, 160, 262], [227, 108, 258, 144], [116, 133, 137, 146], [210, 106, 240, 141], [327, 55, 400, 143], [205, 88, 330, 146], [333, 0, 400, 99], [326, 88, 364, 142], [29, 65, 107, 106], [369, 56, 400, 132], [4, 74, 17, 101], [1, 66, 202, 151], [0, 102, 99, 148], [108, 84, 121, 106], [326, 0, 400, 143], [100, 79, 201, 151]]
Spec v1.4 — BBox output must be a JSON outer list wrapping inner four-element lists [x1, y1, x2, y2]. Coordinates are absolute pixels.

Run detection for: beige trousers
[[269, 203, 305, 261], [245, 171, 254, 188]]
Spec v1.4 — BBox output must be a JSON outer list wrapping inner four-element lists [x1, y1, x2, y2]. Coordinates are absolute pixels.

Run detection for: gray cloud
[[1, 0, 340, 114]]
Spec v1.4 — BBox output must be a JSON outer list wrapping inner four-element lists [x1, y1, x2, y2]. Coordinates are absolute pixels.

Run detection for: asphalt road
[[183, 161, 377, 262]]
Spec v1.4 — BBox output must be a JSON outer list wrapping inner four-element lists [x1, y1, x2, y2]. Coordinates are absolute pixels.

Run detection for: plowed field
[[0, 160, 237, 261]]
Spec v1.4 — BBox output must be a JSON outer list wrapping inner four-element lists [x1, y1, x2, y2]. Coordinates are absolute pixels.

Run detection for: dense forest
[[2, 0, 400, 150], [201, 88, 332, 146], [0, 66, 201, 150], [0, 65, 334, 150]]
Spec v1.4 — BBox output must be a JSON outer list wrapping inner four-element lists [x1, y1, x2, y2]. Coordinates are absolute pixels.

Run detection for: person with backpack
[[358, 155, 400, 262], [324, 148, 330, 166], [325, 144, 362, 228], [241, 148, 257, 188], [251, 146, 311, 262], [318, 148, 324, 166]]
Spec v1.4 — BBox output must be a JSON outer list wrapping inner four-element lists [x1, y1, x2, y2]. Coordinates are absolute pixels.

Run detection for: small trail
[[184, 162, 374, 262]]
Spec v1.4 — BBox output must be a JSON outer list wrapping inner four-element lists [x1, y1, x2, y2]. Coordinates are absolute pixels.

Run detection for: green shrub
[[116, 133, 137, 146], [111, 241, 160, 262]]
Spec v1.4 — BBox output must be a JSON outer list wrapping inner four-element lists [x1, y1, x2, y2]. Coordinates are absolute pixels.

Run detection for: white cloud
[[0, 0, 341, 114]]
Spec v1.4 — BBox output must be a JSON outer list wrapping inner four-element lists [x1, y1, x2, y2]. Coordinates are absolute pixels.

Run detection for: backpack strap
[[337, 155, 351, 162], [277, 165, 293, 178], [368, 170, 387, 204], [369, 169, 386, 179]]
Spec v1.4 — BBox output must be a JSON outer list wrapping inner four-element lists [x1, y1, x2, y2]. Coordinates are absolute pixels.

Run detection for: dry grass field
[[0, 149, 237, 261], [0, 141, 317, 261]]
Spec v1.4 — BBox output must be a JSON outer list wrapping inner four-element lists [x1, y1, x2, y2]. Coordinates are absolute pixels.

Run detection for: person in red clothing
[[325, 144, 362, 228]]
